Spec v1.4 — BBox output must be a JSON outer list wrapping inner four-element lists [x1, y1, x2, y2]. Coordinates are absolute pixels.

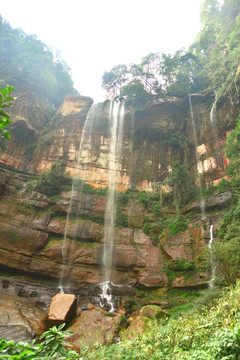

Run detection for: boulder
[[48, 293, 77, 327], [123, 315, 146, 340], [0, 293, 46, 342], [67, 305, 121, 348], [140, 305, 169, 320]]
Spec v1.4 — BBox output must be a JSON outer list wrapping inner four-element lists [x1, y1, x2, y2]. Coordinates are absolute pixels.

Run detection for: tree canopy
[[0, 15, 77, 108], [102, 0, 240, 103]]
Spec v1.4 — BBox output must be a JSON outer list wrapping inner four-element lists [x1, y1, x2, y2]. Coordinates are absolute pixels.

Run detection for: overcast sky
[[1, 0, 204, 101]]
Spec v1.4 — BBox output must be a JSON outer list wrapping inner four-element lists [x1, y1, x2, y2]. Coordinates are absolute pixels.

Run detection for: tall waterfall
[[189, 94, 206, 219], [208, 224, 216, 289], [99, 101, 125, 311], [59, 103, 98, 293]]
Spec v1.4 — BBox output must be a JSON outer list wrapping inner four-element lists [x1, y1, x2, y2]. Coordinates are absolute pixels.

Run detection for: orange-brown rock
[[67, 305, 121, 348], [0, 293, 46, 342], [123, 315, 147, 340], [48, 293, 77, 327]]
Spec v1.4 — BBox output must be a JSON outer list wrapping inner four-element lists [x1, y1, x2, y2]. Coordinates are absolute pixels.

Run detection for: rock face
[[1, 90, 232, 191], [0, 293, 46, 342], [67, 305, 122, 348], [0, 164, 223, 290], [0, 88, 237, 297], [186, 191, 232, 212], [48, 294, 77, 327]]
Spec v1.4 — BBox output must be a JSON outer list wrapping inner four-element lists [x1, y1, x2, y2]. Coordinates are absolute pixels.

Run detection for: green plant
[[39, 323, 78, 358], [36, 162, 71, 196], [142, 223, 151, 235], [0, 85, 14, 139], [171, 259, 196, 271], [169, 219, 188, 235], [0, 324, 79, 359], [105, 313, 117, 317]]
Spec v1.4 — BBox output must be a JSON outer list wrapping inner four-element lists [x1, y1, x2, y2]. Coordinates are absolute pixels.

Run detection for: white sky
[[1, 0, 204, 101]]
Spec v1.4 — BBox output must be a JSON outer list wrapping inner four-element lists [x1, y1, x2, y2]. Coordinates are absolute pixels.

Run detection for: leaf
[[0, 88, 7, 98], [58, 323, 66, 330], [0, 110, 10, 119], [4, 96, 14, 103], [6, 85, 14, 94], [4, 132, 11, 139]]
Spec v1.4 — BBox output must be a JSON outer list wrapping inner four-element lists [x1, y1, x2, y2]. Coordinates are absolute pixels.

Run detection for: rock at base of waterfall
[[140, 305, 169, 320], [48, 293, 77, 327], [66, 305, 122, 348]]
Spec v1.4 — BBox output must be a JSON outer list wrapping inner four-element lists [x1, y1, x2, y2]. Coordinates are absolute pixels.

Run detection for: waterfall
[[208, 224, 216, 288], [99, 101, 125, 311], [210, 90, 217, 125], [188, 94, 206, 219], [59, 103, 98, 293]]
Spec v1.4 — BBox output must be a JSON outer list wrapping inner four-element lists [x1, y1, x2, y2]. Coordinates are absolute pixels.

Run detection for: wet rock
[[67, 305, 121, 348], [48, 293, 77, 327], [186, 191, 232, 212], [0, 293, 46, 342]]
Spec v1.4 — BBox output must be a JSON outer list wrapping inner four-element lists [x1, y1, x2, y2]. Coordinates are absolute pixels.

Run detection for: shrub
[[169, 219, 188, 235], [0, 323, 79, 359], [36, 162, 71, 196], [142, 223, 151, 235], [172, 259, 196, 271]]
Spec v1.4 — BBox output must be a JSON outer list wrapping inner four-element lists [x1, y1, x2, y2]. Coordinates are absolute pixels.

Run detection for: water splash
[[100, 101, 125, 311], [208, 224, 216, 289], [58, 103, 98, 293], [188, 94, 206, 219]]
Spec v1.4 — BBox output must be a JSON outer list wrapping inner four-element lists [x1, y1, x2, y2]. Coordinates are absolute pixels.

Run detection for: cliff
[[0, 87, 237, 292]]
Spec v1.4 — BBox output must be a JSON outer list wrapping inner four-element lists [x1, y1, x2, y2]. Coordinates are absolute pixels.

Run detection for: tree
[[102, 64, 128, 100], [0, 16, 75, 107], [121, 79, 151, 103], [0, 85, 14, 139]]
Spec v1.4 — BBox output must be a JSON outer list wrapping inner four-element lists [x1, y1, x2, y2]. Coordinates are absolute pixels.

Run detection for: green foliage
[[203, 184, 218, 197], [0, 16, 75, 107], [169, 219, 188, 235], [36, 162, 71, 196], [213, 113, 240, 286], [102, 0, 240, 103], [218, 177, 231, 192], [171, 259, 196, 271], [0, 85, 14, 139], [0, 323, 79, 359], [167, 162, 196, 215], [142, 223, 151, 235], [84, 282, 240, 360], [105, 313, 117, 317], [61, 181, 107, 197]]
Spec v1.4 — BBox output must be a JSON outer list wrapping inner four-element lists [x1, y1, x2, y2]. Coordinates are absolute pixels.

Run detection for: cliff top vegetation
[[0, 15, 77, 108], [102, 0, 240, 105]]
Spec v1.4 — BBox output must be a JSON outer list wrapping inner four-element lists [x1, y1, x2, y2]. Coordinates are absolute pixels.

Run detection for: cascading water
[[59, 103, 98, 293], [210, 90, 217, 125], [208, 224, 216, 288], [99, 101, 125, 312], [189, 94, 206, 219]]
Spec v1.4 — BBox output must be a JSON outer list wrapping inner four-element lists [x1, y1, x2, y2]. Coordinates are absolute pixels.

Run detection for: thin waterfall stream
[[59, 103, 97, 293], [188, 94, 206, 219], [99, 101, 125, 311], [208, 224, 216, 288], [58, 100, 126, 310]]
